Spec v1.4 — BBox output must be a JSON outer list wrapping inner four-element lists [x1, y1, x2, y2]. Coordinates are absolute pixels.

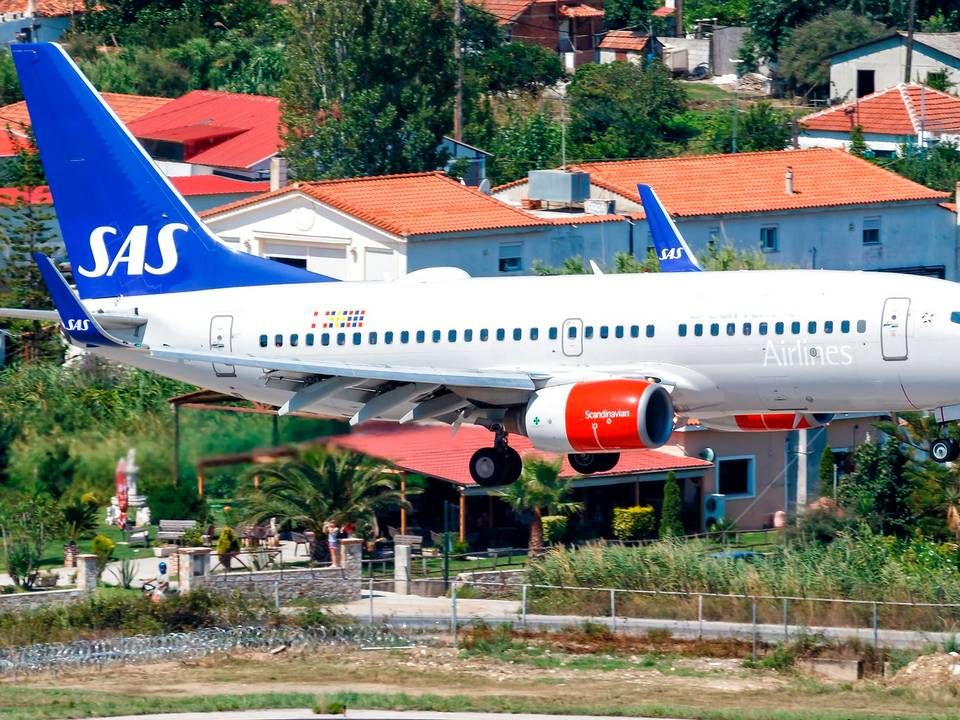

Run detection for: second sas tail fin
[[637, 184, 702, 272]]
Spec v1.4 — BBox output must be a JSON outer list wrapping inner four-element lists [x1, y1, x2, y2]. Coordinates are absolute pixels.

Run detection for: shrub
[[611, 506, 655, 541], [216, 527, 240, 557], [91, 534, 115, 578], [6, 541, 40, 589], [60, 494, 100, 543], [181, 526, 205, 547], [659, 472, 683, 537], [541, 515, 568, 544], [147, 482, 209, 524]]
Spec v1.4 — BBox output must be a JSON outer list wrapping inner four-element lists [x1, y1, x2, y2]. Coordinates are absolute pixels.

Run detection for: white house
[[495, 148, 959, 279], [200, 171, 629, 281], [829, 32, 960, 101], [0, 0, 83, 44], [799, 83, 960, 156]]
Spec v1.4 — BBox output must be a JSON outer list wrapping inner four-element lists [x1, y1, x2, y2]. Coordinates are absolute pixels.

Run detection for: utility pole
[[674, 0, 683, 39], [904, 0, 916, 83], [730, 58, 743, 153], [453, 0, 463, 141]]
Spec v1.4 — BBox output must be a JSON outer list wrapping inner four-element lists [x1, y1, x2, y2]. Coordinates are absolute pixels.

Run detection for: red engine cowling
[[518, 379, 675, 453], [700, 413, 835, 432]]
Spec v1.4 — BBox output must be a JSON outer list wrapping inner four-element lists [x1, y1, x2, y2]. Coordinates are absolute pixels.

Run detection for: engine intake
[[516, 379, 674, 454]]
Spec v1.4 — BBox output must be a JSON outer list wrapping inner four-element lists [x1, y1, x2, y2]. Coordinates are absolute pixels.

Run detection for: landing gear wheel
[[503, 446, 523, 483], [470, 447, 506, 486], [931, 438, 960, 463], [568, 452, 621, 474]]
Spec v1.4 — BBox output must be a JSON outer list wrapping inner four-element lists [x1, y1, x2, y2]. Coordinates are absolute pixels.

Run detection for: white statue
[[135, 505, 151, 527], [125, 448, 139, 499], [105, 497, 121, 526]]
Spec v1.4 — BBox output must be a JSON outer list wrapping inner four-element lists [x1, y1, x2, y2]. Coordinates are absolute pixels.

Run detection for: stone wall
[[0, 588, 85, 611], [454, 569, 526, 597]]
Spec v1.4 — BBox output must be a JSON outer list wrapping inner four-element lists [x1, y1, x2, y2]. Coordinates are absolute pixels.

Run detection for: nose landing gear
[[469, 425, 523, 486], [931, 437, 960, 463]]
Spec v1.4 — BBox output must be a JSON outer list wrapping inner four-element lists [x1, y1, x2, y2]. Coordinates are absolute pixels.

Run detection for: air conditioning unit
[[528, 170, 590, 203], [584, 198, 616, 215], [704, 493, 726, 530]]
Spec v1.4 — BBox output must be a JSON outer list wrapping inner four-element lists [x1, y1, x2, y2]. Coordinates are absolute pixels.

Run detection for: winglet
[[32, 253, 135, 348], [637, 184, 702, 272]]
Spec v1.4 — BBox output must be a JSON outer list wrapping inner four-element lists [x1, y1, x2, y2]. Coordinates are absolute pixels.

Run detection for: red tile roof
[[0, 177, 267, 206], [128, 90, 280, 170], [0, 0, 84, 16], [0, 92, 171, 135], [330, 422, 711, 487], [572, 148, 949, 217], [600, 30, 652, 52], [653, 4, 675, 16], [203, 172, 548, 236], [559, 3, 603, 18], [471, 0, 534, 23], [800, 84, 960, 136]]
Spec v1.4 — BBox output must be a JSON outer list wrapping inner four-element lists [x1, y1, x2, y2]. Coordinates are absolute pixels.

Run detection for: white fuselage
[[86, 269, 960, 421]]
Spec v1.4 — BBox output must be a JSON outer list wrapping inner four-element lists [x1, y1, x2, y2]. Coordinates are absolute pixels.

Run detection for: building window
[[760, 226, 779, 253], [498, 243, 523, 273], [717, 456, 754, 497], [856, 69, 875, 98], [707, 227, 721, 247], [863, 216, 881, 245]]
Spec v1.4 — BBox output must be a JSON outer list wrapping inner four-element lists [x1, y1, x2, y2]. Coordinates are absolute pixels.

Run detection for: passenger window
[[694, 323, 703, 337], [710, 323, 719, 337], [306, 333, 315, 346], [743, 322, 752, 336], [259, 334, 268, 348], [496, 328, 505, 341], [630, 325, 640, 338], [353, 332, 361, 345], [530, 328, 539, 341], [464, 329, 473, 342], [678, 324, 687, 337], [291, 333, 299, 347], [615, 325, 624, 339], [567, 326, 577, 339], [385, 331, 394, 344], [841, 320, 850, 334], [549, 327, 558, 340], [775, 322, 784, 335], [600, 326, 609, 339], [726, 323, 735, 336], [416, 330, 425, 343], [807, 321, 817, 334], [952, 312, 960, 325], [857, 320, 867, 333], [824, 321, 833, 334], [432, 330, 441, 343], [513, 328, 522, 341], [336, 333, 345, 346], [401, 331, 410, 344], [646, 324, 655, 338], [369, 332, 378, 345], [321, 333, 330, 347], [448, 329, 457, 342], [584, 326, 594, 339], [791, 322, 800, 335], [759, 322, 768, 336], [274, 334, 283, 347], [480, 329, 489, 341]]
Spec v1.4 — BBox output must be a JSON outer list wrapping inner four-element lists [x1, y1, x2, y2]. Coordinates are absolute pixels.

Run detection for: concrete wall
[[711, 27, 748, 76], [831, 37, 960, 101], [662, 37, 710, 72], [0, 588, 84, 611]]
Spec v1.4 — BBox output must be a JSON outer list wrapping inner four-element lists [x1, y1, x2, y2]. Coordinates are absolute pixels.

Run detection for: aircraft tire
[[931, 438, 960, 463], [503, 446, 523, 483], [470, 447, 506, 486]]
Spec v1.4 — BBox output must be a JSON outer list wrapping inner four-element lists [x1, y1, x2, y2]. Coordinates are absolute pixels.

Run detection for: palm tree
[[238, 446, 411, 558], [496, 456, 582, 554]]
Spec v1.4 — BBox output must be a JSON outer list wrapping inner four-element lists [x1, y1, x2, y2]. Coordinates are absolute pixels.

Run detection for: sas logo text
[[65, 318, 90, 332], [79, 223, 186, 278], [659, 247, 683, 261]]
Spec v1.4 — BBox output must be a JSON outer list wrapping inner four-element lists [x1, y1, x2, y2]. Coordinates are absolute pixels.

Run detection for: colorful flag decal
[[312, 309, 366, 329]]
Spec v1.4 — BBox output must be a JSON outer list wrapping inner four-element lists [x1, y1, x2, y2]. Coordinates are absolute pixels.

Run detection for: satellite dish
[[478, 178, 491, 195], [699, 447, 716, 462]]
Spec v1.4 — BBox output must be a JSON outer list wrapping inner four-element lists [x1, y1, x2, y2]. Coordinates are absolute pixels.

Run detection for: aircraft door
[[209, 315, 236, 377], [562, 318, 583, 357], [881, 297, 909, 361]]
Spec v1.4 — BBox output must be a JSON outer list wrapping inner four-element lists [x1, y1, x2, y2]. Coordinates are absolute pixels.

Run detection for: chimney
[[785, 166, 794, 195], [269, 156, 288, 191]]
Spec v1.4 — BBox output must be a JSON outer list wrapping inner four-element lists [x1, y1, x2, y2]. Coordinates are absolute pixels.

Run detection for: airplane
[[4, 42, 960, 490]]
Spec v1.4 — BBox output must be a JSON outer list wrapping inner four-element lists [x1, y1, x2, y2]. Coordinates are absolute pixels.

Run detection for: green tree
[[470, 42, 564, 96], [238, 447, 410, 554], [700, 242, 770, 270], [925, 68, 955, 93], [818, 445, 836, 498], [496, 457, 582, 554], [61, 494, 100, 544], [0, 49, 21, 106], [702, 101, 793, 154], [836, 435, 912, 536], [568, 61, 688, 161], [487, 111, 562, 186], [0, 494, 63, 579], [659, 471, 683, 537], [281, 0, 457, 180], [849, 124, 869, 158], [778, 10, 887, 95], [683, 0, 748, 28], [603, 0, 658, 30], [883, 142, 960, 196]]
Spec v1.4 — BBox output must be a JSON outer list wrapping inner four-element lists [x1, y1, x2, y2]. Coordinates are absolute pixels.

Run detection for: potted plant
[[61, 494, 99, 567], [216, 527, 240, 570]]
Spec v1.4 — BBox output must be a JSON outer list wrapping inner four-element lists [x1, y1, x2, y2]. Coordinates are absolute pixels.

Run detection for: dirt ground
[[9, 642, 960, 719]]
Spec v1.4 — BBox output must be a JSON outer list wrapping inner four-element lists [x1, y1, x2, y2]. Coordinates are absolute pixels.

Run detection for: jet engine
[[511, 379, 675, 453], [699, 413, 835, 432]]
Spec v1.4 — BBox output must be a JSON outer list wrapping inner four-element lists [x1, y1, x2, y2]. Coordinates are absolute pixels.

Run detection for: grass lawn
[[682, 80, 733, 105]]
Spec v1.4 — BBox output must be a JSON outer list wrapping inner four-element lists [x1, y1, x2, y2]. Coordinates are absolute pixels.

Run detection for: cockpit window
[[952, 312, 960, 324]]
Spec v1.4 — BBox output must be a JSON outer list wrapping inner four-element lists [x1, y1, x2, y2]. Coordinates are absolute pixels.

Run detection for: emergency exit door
[[881, 297, 909, 361], [209, 315, 236, 377], [562, 318, 583, 357]]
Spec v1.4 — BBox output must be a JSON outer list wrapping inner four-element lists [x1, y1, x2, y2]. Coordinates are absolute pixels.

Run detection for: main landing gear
[[568, 452, 620, 474], [931, 436, 960, 463], [469, 425, 522, 487]]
